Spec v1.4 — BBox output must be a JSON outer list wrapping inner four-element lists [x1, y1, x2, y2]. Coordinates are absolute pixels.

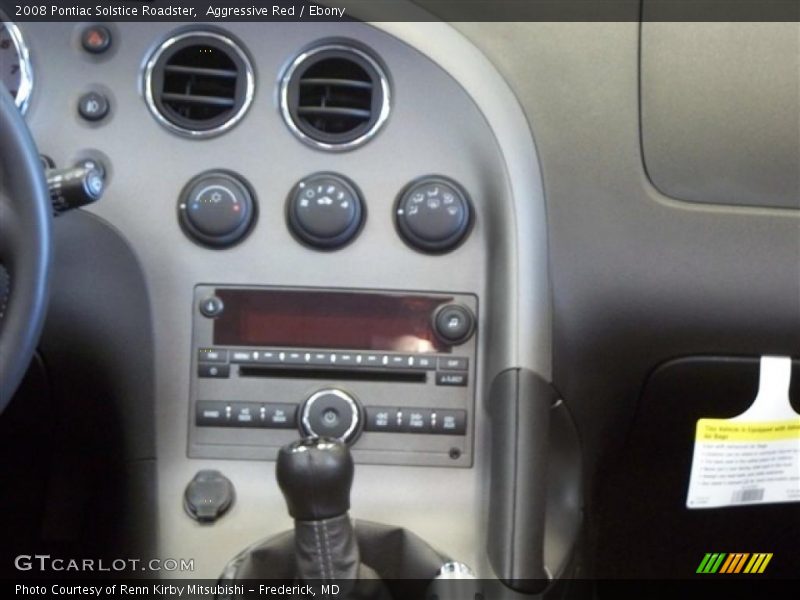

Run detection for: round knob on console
[[287, 173, 364, 249], [299, 388, 363, 444], [395, 176, 472, 253], [178, 170, 256, 248], [276, 437, 354, 521], [433, 303, 476, 345]]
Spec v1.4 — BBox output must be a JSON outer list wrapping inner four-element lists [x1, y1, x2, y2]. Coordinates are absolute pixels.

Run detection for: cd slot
[[238, 365, 428, 383]]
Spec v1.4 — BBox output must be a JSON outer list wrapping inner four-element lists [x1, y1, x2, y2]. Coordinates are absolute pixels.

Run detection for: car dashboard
[[1, 6, 798, 594]]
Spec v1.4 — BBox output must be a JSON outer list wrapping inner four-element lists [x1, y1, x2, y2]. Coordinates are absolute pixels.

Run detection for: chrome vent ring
[[143, 31, 254, 138], [280, 44, 391, 151]]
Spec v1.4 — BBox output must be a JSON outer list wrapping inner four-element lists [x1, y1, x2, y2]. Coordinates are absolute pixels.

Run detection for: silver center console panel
[[22, 9, 558, 583]]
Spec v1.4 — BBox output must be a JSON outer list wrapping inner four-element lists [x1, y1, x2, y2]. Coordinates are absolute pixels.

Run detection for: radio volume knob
[[300, 389, 363, 444]]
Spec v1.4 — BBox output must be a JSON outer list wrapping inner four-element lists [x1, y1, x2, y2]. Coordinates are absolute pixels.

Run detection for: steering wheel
[[0, 88, 52, 412]]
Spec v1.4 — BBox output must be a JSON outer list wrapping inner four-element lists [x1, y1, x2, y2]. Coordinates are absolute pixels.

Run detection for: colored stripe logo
[[697, 553, 773, 574]]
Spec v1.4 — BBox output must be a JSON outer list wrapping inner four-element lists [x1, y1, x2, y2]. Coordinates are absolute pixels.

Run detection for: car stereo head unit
[[188, 286, 478, 467]]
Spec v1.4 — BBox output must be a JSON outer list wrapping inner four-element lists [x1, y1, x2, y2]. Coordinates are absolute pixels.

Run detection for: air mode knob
[[287, 173, 364, 249], [395, 176, 473, 253]]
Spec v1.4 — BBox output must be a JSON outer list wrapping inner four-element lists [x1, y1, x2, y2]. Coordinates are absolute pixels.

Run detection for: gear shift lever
[[276, 437, 361, 582], [222, 436, 454, 599], [277, 437, 353, 521]]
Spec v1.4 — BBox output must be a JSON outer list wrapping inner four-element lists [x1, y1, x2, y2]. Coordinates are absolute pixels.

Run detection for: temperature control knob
[[395, 176, 472, 253], [178, 171, 256, 248], [287, 173, 364, 249]]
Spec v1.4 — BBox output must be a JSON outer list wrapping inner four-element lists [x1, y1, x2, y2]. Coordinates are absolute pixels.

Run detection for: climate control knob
[[287, 173, 364, 249], [300, 389, 363, 444], [395, 176, 472, 253], [178, 170, 256, 248]]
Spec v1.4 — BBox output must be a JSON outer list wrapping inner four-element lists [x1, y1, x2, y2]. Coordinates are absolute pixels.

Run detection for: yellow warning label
[[696, 419, 800, 442]]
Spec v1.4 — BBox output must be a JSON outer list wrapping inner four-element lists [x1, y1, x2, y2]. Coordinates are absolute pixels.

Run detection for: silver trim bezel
[[143, 31, 255, 139], [279, 43, 391, 152], [301, 388, 362, 443], [0, 18, 33, 115]]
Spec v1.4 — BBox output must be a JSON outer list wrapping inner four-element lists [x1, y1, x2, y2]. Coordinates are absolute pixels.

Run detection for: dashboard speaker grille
[[281, 45, 390, 150], [145, 32, 254, 138]]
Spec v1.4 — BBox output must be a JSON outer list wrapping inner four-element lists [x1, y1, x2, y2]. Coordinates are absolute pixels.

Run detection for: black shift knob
[[276, 437, 354, 521]]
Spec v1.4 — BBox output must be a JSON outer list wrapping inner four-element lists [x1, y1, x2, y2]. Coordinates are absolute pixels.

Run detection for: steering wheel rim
[[0, 88, 51, 411]]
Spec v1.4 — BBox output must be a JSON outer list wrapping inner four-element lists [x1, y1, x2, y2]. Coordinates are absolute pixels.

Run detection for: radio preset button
[[198, 348, 228, 363], [436, 371, 468, 387], [336, 352, 358, 366], [256, 350, 280, 364], [308, 351, 332, 365], [387, 355, 408, 368], [438, 356, 469, 371], [284, 351, 306, 364], [198, 363, 230, 378], [414, 356, 437, 370], [363, 354, 382, 367]]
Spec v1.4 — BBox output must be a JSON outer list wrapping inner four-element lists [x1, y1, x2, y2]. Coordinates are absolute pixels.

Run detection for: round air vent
[[280, 44, 390, 151], [144, 31, 254, 138]]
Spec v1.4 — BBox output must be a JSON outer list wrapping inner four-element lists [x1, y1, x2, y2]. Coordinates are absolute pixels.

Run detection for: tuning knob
[[433, 304, 476, 345]]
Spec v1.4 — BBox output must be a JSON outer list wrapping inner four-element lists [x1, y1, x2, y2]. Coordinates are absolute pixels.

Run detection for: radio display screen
[[213, 289, 453, 353]]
